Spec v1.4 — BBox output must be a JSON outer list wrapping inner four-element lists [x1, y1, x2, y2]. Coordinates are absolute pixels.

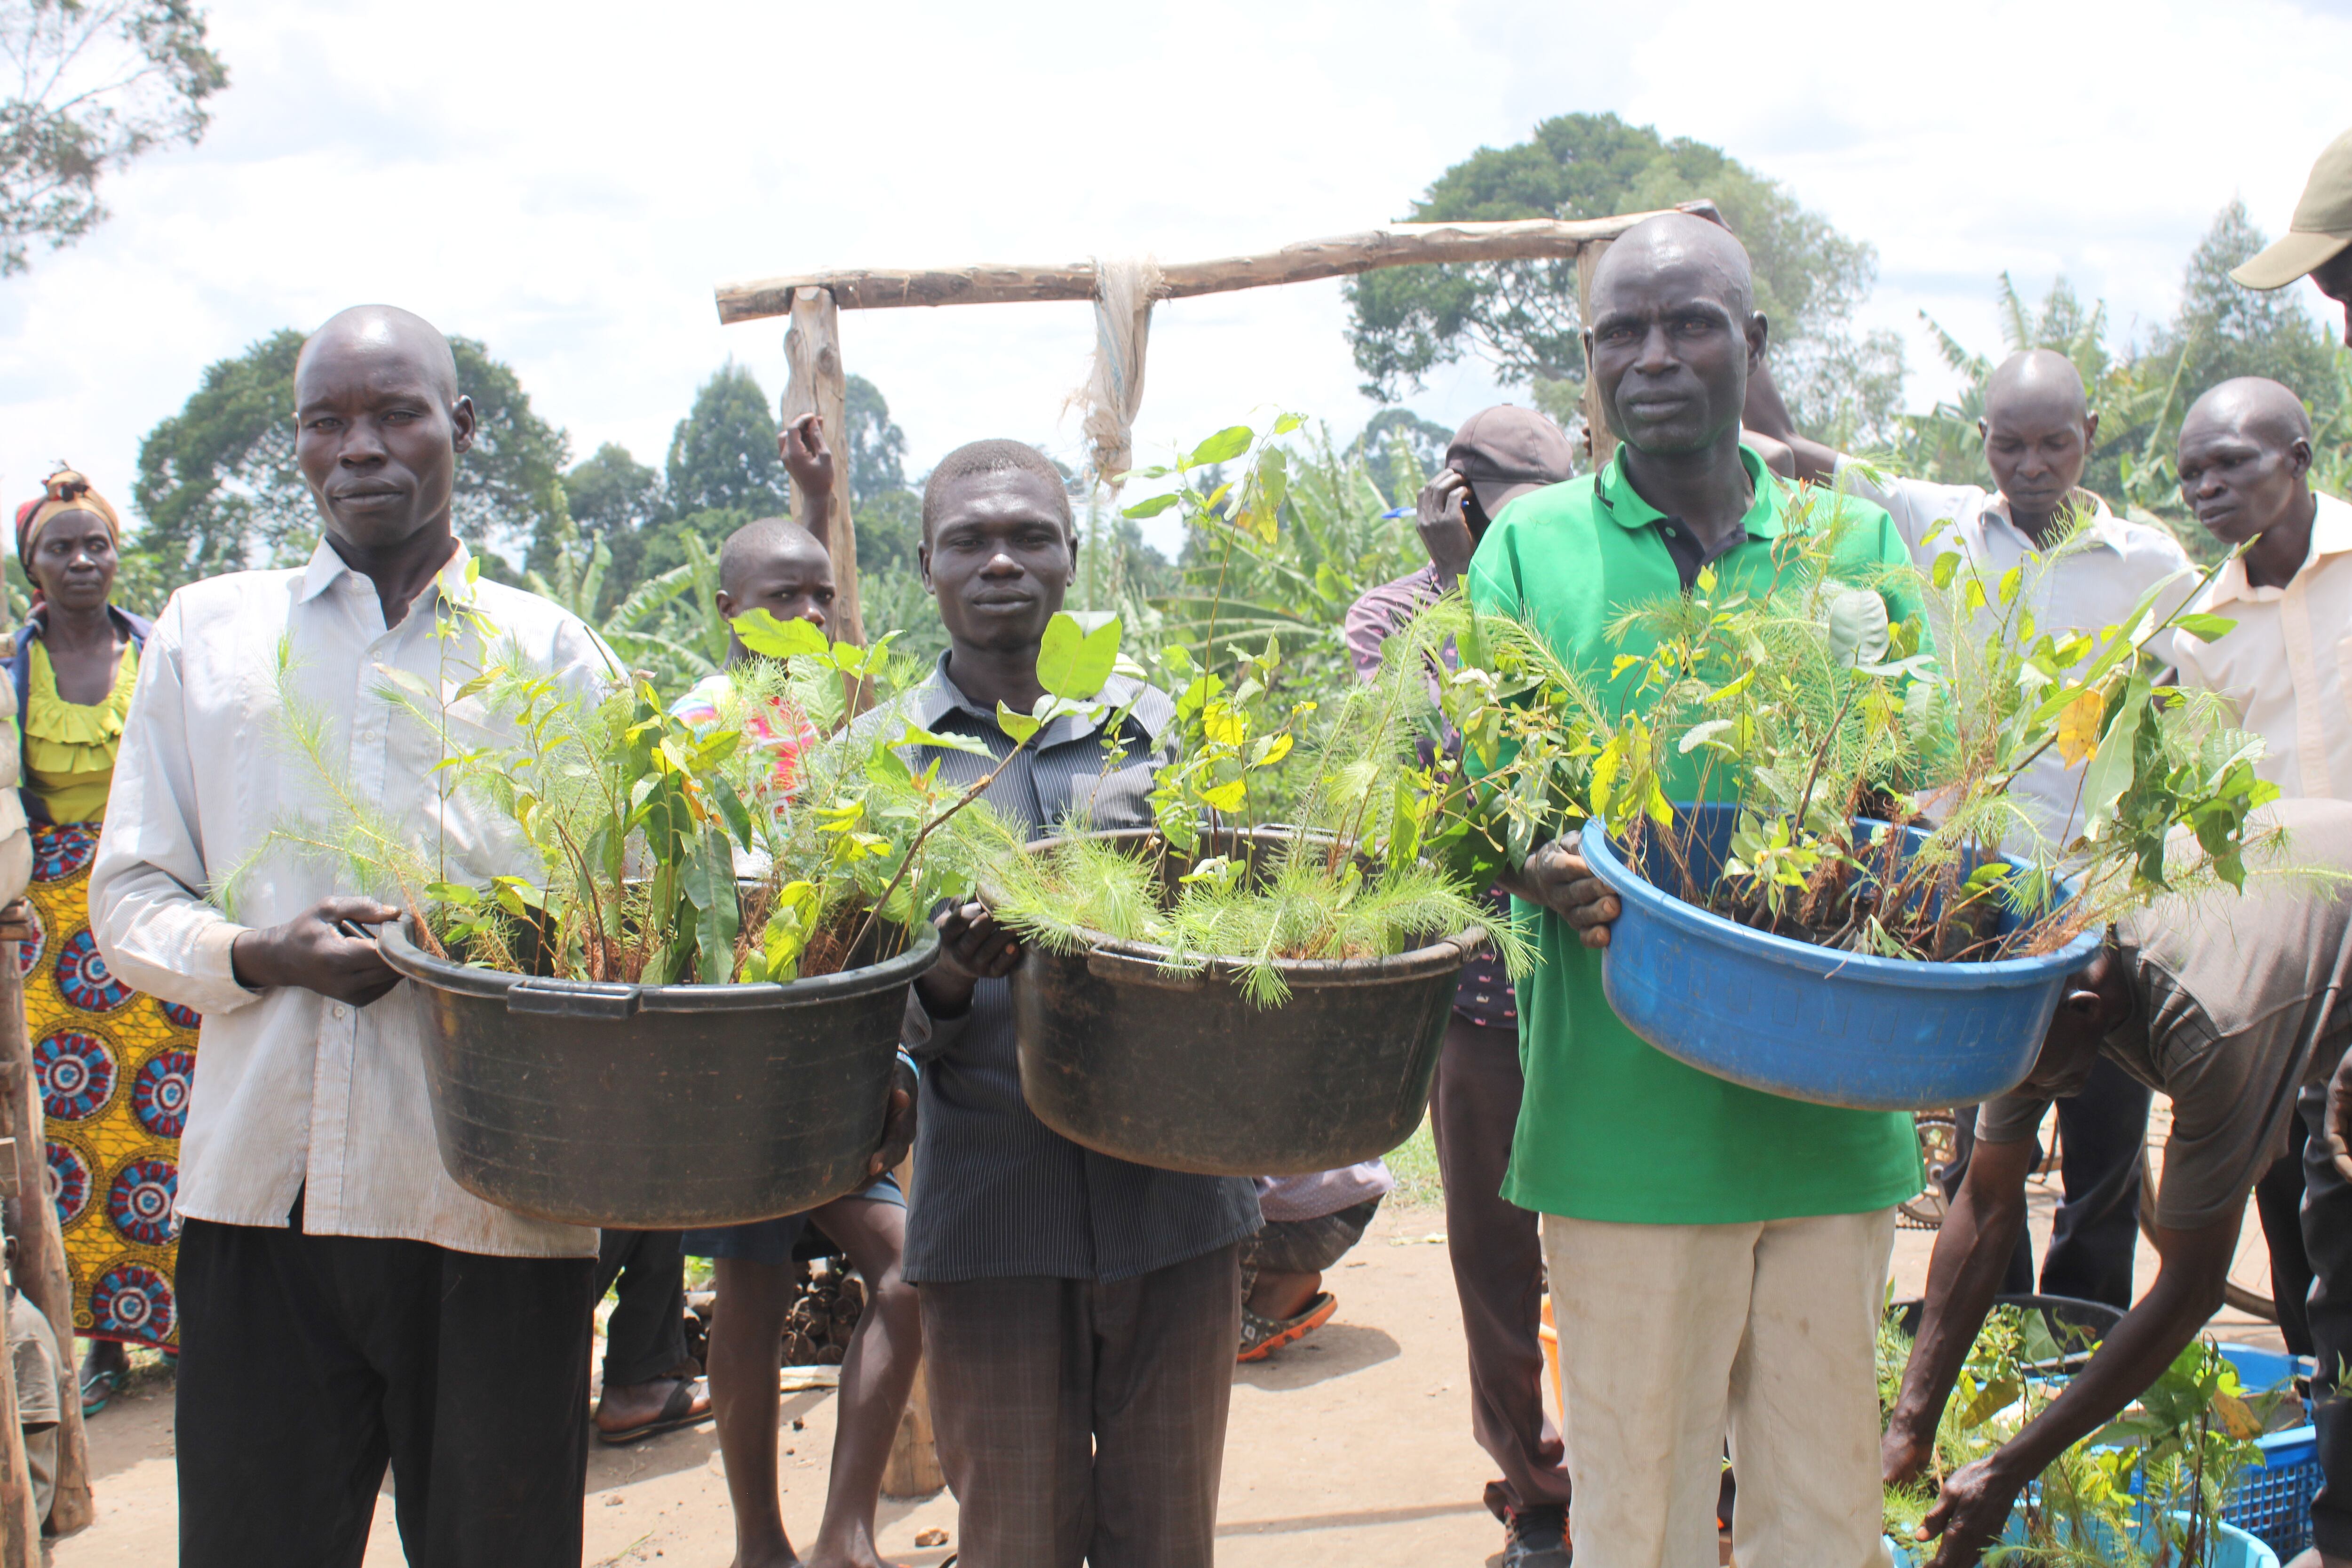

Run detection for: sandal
[[595, 1376, 712, 1445], [1237, 1292, 1337, 1362], [79, 1361, 125, 1416]]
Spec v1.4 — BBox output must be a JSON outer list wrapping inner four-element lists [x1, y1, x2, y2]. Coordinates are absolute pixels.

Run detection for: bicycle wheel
[[1898, 1112, 1960, 1230], [2137, 1147, 2276, 1321]]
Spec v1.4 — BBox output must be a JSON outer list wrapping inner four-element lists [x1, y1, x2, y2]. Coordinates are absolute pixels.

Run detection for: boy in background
[[671, 412, 924, 1568]]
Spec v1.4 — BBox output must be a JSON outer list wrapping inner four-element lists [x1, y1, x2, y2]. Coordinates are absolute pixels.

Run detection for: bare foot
[[730, 1546, 805, 1568], [802, 1532, 890, 1568], [593, 1375, 709, 1437]]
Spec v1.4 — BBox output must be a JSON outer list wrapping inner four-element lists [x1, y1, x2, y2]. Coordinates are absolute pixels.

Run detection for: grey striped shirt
[[887, 654, 1261, 1284]]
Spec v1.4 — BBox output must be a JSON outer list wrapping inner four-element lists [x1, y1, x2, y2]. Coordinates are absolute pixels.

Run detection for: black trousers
[[593, 1228, 687, 1387], [1944, 1054, 2152, 1308], [2257, 1108, 2316, 1356], [176, 1210, 596, 1568], [1429, 1015, 1575, 1520], [2302, 1085, 2352, 1558]]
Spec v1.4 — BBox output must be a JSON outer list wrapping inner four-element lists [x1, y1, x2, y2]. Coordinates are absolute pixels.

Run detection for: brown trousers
[[1429, 1014, 1576, 1520], [921, 1242, 1242, 1568]]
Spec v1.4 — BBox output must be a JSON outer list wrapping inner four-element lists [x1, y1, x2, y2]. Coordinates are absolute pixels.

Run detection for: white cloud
[[2, 0, 2346, 542]]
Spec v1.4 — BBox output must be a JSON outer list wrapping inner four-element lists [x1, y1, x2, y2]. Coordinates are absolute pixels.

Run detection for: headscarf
[[15, 469, 121, 607]]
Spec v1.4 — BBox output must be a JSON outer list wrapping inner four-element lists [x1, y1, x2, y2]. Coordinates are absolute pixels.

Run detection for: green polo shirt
[[1468, 446, 1926, 1224]]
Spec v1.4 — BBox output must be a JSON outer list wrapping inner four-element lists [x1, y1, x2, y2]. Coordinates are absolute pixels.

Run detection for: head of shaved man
[[293, 305, 479, 622], [1581, 212, 1770, 551], [2177, 376, 2318, 590], [1974, 349, 2098, 545]]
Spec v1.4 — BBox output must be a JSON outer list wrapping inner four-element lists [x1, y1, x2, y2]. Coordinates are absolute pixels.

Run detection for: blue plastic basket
[[1580, 805, 2104, 1111], [2214, 1344, 2321, 1557]]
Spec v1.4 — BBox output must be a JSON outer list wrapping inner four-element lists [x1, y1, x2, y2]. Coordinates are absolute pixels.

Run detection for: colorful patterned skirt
[[25, 820, 195, 1350]]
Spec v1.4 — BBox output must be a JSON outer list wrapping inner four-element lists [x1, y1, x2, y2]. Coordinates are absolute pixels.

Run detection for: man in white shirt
[[90, 306, 612, 1568], [2175, 375, 2352, 802], [1745, 349, 2196, 1319]]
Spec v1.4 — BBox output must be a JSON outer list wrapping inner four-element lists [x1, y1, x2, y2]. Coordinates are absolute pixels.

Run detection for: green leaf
[[425, 881, 479, 907], [1186, 425, 1254, 466], [1958, 1374, 2023, 1429], [2173, 612, 2238, 643], [731, 608, 829, 659], [1271, 412, 1303, 435], [708, 772, 756, 851], [1036, 611, 1121, 700], [1825, 589, 1890, 669], [1198, 778, 1247, 811], [996, 701, 1041, 743], [2079, 676, 2150, 838], [684, 831, 739, 984], [1678, 718, 1734, 754], [1121, 493, 1181, 519]]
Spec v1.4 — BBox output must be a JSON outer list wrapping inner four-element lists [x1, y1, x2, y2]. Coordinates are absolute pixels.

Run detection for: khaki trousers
[[1542, 1209, 1896, 1568]]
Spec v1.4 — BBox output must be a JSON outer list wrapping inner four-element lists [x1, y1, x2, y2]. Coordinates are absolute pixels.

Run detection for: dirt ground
[[45, 1128, 2293, 1568]]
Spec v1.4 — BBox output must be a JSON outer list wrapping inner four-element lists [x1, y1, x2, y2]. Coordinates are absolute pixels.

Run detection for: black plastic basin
[[986, 829, 1480, 1178], [379, 917, 936, 1228]]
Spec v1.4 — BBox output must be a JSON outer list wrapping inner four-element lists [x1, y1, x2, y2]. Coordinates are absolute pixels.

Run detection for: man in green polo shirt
[[1470, 213, 1921, 1568]]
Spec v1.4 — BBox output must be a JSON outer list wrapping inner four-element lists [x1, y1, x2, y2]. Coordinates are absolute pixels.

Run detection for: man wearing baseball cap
[[1343, 404, 1578, 1568], [2233, 127, 2352, 347]]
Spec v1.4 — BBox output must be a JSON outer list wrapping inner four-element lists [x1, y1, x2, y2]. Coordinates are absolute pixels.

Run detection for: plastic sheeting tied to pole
[[1069, 256, 1162, 492]]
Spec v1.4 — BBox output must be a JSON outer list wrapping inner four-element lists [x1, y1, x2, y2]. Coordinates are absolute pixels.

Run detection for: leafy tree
[[1345, 112, 1902, 444], [134, 327, 569, 588], [857, 487, 920, 573], [667, 361, 787, 517], [842, 373, 907, 503], [1348, 408, 1453, 506], [2149, 199, 2340, 420], [0, 0, 228, 274], [541, 440, 664, 603]]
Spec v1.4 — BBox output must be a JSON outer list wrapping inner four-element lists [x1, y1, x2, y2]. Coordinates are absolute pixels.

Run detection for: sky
[[2, 0, 2348, 556]]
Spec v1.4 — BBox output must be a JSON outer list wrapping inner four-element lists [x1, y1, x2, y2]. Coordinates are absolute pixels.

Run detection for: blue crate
[[2225, 1425, 2321, 1558], [2215, 1344, 2320, 1558]]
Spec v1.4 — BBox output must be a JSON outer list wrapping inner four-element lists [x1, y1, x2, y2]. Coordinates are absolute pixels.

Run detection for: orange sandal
[[1237, 1292, 1337, 1362]]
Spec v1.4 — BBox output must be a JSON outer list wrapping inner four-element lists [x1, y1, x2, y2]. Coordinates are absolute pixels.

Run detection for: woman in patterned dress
[[8, 470, 168, 1414]]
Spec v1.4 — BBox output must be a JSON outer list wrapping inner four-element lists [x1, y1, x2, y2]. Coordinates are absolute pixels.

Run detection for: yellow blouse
[[24, 638, 137, 824]]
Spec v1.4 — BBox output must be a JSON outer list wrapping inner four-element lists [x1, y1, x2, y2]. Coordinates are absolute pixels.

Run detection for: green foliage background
[[1345, 111, 1906, 451]]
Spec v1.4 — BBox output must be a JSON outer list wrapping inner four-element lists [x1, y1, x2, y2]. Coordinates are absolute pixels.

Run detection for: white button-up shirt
[[2176, 491, 2352, 802], [1835, 460, 2197, 843], [90, 541, 611, 1258]]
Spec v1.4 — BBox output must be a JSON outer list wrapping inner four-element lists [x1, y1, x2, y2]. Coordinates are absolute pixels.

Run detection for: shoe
[[1502, 1504, 1571, 1567], [1236, 1292, 1337, 1362]]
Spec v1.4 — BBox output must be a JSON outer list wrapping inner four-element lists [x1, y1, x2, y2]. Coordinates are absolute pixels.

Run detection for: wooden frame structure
[[715, 199, 1720, 644], [713, 200, 1715, 1487]]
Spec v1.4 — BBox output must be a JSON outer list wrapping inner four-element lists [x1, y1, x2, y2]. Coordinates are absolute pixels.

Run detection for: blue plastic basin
[[1580, 804, 2105, 1112]]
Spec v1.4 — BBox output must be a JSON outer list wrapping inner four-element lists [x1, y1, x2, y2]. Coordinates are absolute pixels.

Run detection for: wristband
[[896, 1047, 920, 1080]]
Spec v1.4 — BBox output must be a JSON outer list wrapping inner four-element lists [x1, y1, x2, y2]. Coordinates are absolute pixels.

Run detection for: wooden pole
[[1576, 240, 1620, 473], [0, 1136, 43, 1568], [0, 904, 88, 1536], [715, 203, 1721, 323], [780, 287, 865, 648]]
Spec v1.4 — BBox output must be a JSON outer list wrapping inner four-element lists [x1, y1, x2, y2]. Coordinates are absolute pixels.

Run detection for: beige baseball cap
[[2232, 127, 2352, 289]]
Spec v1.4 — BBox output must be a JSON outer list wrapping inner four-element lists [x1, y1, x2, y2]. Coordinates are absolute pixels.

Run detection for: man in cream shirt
[[1746, 348, 2196, 1315], [1750, 348, 2197, 845], [2174, 376, 2352, 802], [90, 306, 611, 1568]]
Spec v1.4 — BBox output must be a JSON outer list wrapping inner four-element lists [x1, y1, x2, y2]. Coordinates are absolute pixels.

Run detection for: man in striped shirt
[[1345, 405, 1578, 1568], [892, 439, 1259, 1568]]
